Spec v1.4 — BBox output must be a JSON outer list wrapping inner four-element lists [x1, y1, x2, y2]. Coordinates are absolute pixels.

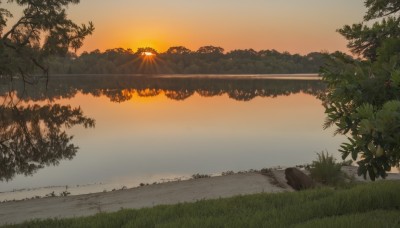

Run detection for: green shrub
[[309, 152, 346, 186]]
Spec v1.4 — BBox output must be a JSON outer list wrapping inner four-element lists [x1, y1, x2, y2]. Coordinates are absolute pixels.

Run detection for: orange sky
[[6, 0, 366, 55]]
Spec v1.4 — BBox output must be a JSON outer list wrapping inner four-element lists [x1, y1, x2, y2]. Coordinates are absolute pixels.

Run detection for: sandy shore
[[0, 167, 399, 226], [0, 172, 290, 226]]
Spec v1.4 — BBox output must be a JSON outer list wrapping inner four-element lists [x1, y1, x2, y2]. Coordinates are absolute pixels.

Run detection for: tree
[[226, 49, 258, 60], [0, 0, 94, 84], [196, 46, 224, 64], [166, 46, 192, 55], [197, 46, 224, 55], [321, 0, 400, 180]]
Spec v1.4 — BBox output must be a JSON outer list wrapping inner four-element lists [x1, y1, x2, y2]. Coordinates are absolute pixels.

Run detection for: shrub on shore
[[309, 151, 348, 186]]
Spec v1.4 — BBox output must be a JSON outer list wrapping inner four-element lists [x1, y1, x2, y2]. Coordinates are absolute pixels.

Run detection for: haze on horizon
[[6, 0, 366, 55]]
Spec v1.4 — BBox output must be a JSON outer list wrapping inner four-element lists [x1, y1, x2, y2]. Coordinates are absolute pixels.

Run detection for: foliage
[[364, 0, 400, 20], [321, 0, 400, 180], [338, 0, 400, 61], [338, 17, 400, 61], [5, 181, 400, 227], [45, 47, 328, 74], [308, 152, 346, 185], [0, 0, 94, 82]]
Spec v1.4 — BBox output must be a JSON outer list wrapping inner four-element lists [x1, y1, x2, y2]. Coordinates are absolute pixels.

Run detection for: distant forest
[[46, 46, 333, 75]]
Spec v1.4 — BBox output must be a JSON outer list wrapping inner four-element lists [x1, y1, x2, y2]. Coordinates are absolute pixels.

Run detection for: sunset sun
[[142, 51, 155, 57]]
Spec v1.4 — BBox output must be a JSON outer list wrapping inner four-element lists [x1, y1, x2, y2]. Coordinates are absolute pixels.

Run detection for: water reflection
[[0, 99, 95, 182], [0, 75, 325, 189], [1, 75, 325, 103]]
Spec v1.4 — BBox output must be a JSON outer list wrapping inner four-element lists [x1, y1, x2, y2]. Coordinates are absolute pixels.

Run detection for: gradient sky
[[7, 0, 366, 54]]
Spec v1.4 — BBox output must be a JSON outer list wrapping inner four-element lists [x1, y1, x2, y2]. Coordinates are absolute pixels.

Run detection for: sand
[[1, 167, 399, 226], [0, 172, 288, 226]]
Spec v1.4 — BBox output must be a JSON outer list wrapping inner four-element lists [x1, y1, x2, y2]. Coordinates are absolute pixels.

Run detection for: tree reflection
[[164, 89, 195, 101], [1, 76, 326, 103], [0, 103, 95, 182], [227, 89, 257, 101], [196, 89, 224, 97], [0, 75, 324, 181], [137, 88, 162, 97]]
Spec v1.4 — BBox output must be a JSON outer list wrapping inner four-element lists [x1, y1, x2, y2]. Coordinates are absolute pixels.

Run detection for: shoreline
[[0, 169, 276, 203], [0, 172, 288, 226], [1, 167, 399, 226], [2, 166, 399, 203]]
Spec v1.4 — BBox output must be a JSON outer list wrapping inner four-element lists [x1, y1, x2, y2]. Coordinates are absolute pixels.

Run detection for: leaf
[[351, 149, 358, 160], [356, 103, 375, 119], [358, 119, 373, 134], [357, 164, 366, 177], [391, 70, 400, 86], [382, 100, 400, 112], [368, 166, 376, 181], [340, 149, 350, 160]]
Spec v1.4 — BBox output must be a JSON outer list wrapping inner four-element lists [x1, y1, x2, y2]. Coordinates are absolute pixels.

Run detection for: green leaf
[[357, 164, 367, 177], [358, 119, 374, 134], [356, 103, 375, 119], [351, 149, 358, 160], [340, 149, 350, 160], [391, 70, 400, 86], [368, 166, 376, 181], [382, 100, 400, 112]]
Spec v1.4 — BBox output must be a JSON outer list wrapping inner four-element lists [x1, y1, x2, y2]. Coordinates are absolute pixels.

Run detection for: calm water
[[0, 74, 345, 201]]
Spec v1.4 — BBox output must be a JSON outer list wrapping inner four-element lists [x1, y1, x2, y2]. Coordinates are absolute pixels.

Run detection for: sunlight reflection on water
[[0, 75, 345, 201]]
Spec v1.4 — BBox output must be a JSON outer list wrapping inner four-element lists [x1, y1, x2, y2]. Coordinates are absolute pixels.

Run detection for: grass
[[3, 181, 400, 228]]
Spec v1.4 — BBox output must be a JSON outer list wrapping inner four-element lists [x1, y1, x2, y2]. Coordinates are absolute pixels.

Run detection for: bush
[[309, 152, 346, 186]]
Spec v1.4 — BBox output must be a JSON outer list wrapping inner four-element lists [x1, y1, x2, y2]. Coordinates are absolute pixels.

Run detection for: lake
[[0, 74, 345, 201]]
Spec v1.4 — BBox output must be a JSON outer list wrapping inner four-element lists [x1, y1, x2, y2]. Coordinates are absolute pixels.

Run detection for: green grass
[[4, 181, 400, 228]]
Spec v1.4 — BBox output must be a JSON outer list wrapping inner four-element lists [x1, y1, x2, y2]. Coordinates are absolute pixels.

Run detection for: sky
[[6, 0, 366, 55]]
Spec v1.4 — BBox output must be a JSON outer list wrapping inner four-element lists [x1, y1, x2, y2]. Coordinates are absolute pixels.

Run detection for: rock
[[285, 168, 315, 191]]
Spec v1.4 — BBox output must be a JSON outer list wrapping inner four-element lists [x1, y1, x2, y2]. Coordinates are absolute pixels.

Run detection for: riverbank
[[1, 167, 399, 226], [0, 172, 286, 226]]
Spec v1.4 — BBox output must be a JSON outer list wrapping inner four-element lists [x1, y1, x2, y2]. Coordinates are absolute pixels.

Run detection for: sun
[[142, 52, 155, 57]]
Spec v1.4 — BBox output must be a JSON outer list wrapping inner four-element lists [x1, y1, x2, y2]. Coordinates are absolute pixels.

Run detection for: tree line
[[46, 47, 329, 75]]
